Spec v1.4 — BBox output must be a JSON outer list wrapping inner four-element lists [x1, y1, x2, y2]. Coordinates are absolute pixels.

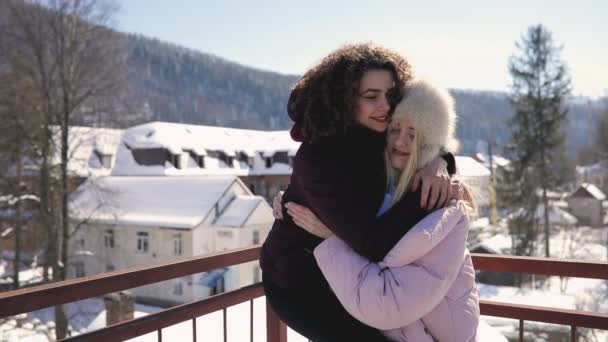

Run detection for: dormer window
[[237, 152, 253, 167], [226, 156, 234, 168], [265, 157, 272, 168], [101, 155, 112, 168], [131, 148, 166, 166], [215, 151, 233, 168], [94, 150, 113, 168], [186, 150, 205, 168], [169, 153, 182, 169]]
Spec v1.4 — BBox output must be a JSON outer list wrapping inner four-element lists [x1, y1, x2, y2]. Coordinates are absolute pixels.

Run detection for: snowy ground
[[2, 217, 606, 341], [471, 217, 608, 342], [0, 261, 45, 288], [0, 295, 508, 342]]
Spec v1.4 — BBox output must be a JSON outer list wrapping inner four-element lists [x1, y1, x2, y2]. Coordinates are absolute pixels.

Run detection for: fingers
[[426, 177, 441, 209], [285, 202, 312, 222], [437, 175, 450, 208], [411, 174, 421, 192], [420, 176, 431, 208], [420, 175, 453, 209], [272, 194, 283, 220], [286, 203, 317, 233]]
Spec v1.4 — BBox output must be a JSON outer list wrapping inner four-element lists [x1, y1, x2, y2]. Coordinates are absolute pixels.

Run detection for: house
[[454, 156, 492, 217], [567, 183, 606, 227], [576, 160, 608, 194], [110, 122, 299, 202], [68, 175, 273, 306], [0, 127, 123, 274]]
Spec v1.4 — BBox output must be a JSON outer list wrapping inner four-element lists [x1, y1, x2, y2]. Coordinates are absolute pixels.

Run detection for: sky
[[116, 0, 607, 97]]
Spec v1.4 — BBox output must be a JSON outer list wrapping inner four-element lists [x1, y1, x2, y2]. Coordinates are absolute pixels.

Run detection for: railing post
[[266, 302, 287, 342]]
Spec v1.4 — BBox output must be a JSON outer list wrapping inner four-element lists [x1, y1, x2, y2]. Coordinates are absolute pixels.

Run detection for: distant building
[[111, 122, 299, 202], [567, 183, 606, 227], [576, 160, 608, 194], [454, 156, 492, 216], [68, 175, 273, 306]]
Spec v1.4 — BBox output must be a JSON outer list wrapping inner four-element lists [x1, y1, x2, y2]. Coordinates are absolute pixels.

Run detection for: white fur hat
[[392, 79, 460, 168]]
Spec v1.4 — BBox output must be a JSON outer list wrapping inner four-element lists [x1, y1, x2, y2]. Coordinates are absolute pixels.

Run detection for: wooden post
[[266, 302, 287, 342]]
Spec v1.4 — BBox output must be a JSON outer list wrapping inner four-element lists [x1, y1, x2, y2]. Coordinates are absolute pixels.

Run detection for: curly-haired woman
[[259, 43, 457, 341]]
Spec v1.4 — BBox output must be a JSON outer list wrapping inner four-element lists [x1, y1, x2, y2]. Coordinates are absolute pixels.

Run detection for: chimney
[[104, 291, 134, 326]]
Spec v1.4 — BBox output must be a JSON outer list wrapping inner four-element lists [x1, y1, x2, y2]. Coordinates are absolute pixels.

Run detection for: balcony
[[0, 246, 607, 342]]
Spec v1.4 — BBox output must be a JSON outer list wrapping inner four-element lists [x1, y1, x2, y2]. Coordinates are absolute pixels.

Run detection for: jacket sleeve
[[294, 154, 430, 262], [313, 207, 469, 330]]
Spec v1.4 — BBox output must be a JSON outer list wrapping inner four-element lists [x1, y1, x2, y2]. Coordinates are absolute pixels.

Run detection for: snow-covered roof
[[473, 152, 510, 169], [214, 195, 263, 227], [54, 126, 123, 178], [7, 126, 123, 179], [455, 156, 491, 178], [509, 205, 578, 225], [69, 175, 262, 229], [570, 182, 607, 200], [575, 160, 608, 177], [471, 234, 512, 254], [112, 122, 300, 176]]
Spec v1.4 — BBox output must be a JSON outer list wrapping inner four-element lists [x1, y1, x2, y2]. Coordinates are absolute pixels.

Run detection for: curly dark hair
[[288, 43, 413, 142]]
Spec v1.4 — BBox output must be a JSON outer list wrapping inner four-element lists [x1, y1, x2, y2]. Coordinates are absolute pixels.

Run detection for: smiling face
[[387, 117, 416, 170], [354, 69, 395, 132]]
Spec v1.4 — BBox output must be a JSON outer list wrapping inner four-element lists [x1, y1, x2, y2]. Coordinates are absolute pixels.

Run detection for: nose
[[378, 95, 390, 113], [394, 130, 410, 149]]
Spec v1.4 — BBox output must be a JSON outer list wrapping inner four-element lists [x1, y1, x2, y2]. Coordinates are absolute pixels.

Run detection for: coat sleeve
[[313, 207, 469, 330], [294, 153, 430, 262]]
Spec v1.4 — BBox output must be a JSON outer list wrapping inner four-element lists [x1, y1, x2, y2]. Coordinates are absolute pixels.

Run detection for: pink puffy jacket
[[314, 205, 479, 342]]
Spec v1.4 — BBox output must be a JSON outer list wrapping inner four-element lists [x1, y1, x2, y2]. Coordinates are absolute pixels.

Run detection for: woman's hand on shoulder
[[285, 202, 333, 239], [411, 173, 451, 209]]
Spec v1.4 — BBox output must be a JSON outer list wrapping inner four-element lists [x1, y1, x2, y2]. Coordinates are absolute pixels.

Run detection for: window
[[94, 150, 113, 168], [265, 157, 272, 168], [104, 229, 114, 248], [197, 155, 205, 168], [79, 238, 85, 247], [101, 155, 112, 168], [74, 261, 85, 278], [173, 233, 183, 255], [170, 154, 182, 169], [252, 230, 260, 245], [131, 148, 167, 166], [218, 230, 233, 238], [137, 232, 149, 253], [173, 282, 183, 296]]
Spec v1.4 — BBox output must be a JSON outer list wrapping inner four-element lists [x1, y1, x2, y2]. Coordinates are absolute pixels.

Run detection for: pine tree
[[499, 24, 571, 257], [597, 101, 608, 160]]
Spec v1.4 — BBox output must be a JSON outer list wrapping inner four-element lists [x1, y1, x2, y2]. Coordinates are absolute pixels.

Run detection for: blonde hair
[[387, 128, 422, 204], [385, 118, 477, 212]]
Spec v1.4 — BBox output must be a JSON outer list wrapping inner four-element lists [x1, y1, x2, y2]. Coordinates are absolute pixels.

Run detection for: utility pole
[[488, 139, 498, 229]]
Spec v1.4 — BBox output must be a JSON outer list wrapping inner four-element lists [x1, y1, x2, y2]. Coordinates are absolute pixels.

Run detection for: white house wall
[[71, 223, 196, 304]]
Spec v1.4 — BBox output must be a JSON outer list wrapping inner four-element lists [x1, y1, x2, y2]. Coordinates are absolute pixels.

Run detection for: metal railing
[[1, 247, 607, 342]]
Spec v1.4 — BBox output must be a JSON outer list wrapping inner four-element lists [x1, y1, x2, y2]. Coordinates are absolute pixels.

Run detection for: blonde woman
[[276, 79, 480, 342]]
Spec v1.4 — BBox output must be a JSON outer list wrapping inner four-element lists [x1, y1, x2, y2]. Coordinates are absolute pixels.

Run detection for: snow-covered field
[[2, 219, 606, 341], [0, 295, 510, 342]]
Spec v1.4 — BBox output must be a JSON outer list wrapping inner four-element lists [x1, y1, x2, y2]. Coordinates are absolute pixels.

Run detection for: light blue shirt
[[377, 185, 396, 217]]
